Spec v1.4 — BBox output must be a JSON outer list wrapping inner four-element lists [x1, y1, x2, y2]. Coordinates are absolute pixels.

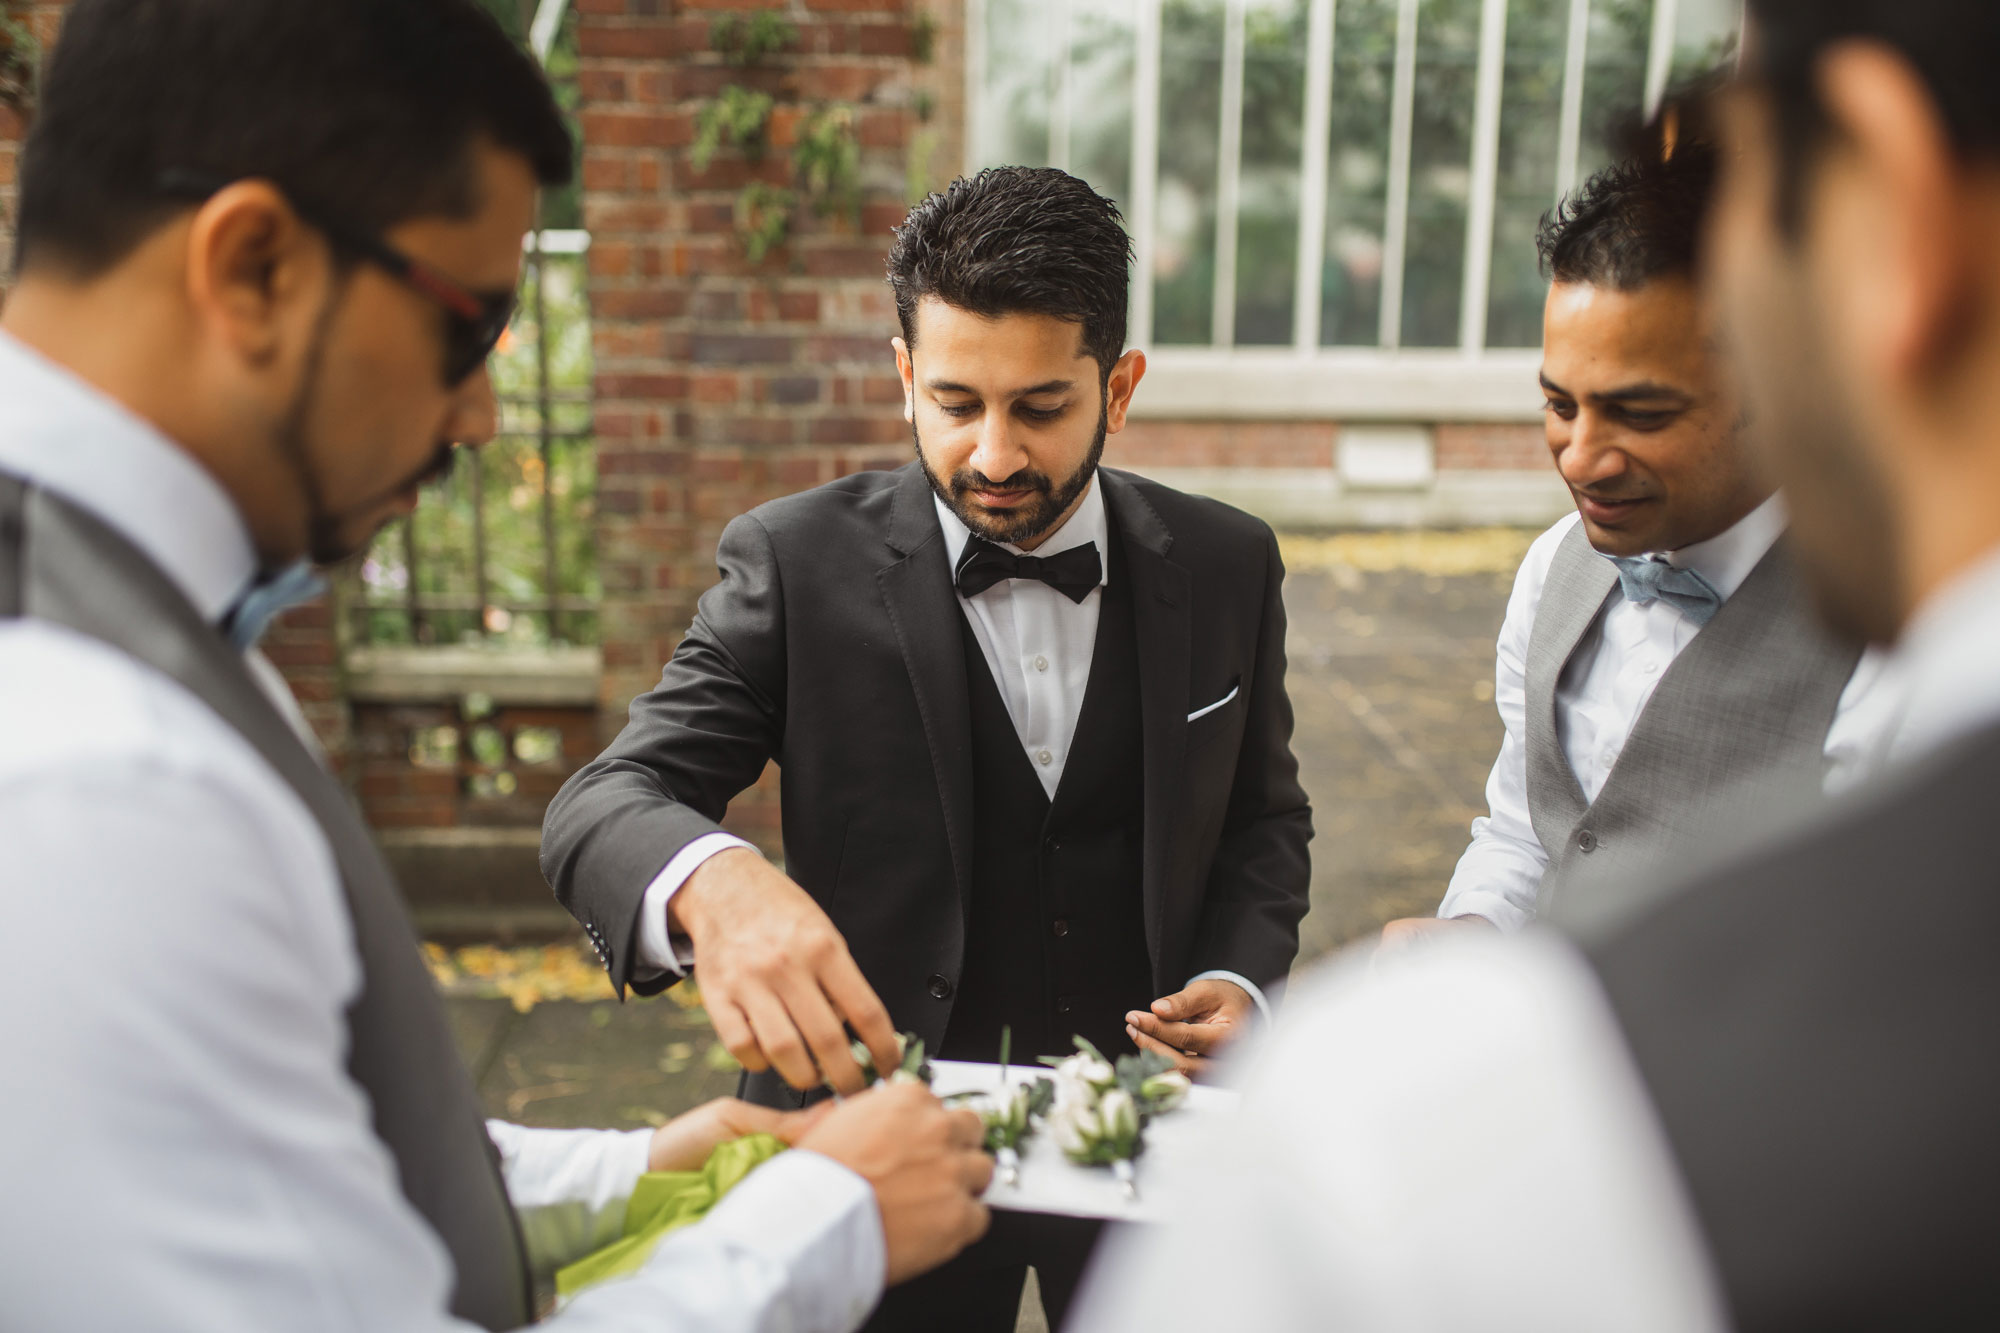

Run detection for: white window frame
[[964, 0, 1731, 422]]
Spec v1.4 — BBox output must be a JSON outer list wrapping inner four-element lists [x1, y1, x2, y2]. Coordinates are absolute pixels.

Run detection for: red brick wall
[[581, 0, 958, 852], [1434, 422, 1547, 472]]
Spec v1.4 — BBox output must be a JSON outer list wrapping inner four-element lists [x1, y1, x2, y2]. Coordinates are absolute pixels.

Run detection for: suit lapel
[[877, 464, 976, 919], [1102, 471, 1189, 970]]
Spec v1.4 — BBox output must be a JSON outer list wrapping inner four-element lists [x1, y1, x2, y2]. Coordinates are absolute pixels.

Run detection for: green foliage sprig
[[693, 10, 867, 266], [793, 106, 861, 225], [711, 11, 798, 67], [734, 181, 796, 265], [692, 84, 774, 174], [0, 3, 39, 116]]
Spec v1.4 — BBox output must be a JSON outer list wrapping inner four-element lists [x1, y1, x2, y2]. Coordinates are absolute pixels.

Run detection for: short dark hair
[[15, 0, 574, 279], [1537, 138, 1720, 290], [1746, 1, 2000, 229], [887, 166, 1132, 377]]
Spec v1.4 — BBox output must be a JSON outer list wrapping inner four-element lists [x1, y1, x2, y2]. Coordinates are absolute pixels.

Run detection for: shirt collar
[[1657, 491, 1787, 600], [933, 473, 1111, 590], [1884, 543, 2000, 762], [0, 330, 258, 624]]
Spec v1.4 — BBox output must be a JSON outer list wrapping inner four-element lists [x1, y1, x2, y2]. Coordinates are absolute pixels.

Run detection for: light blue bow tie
[[225, 559, 328, 651], [1609, 555, 1723, 627]]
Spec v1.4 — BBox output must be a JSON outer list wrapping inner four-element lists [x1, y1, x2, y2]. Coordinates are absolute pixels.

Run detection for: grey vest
[[0, 474, 532, 1328], [1526, 522, 1861, 929]]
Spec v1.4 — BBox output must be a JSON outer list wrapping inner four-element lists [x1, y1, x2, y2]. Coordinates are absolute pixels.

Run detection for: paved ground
[[438, 530, 1535, 1326]]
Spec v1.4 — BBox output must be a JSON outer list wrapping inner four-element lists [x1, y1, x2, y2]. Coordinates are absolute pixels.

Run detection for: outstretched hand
[[1125, 977, 1255, 1078], [671, 847, 901, 1095]]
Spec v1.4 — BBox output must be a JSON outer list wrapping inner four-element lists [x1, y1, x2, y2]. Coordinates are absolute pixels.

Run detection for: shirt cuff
[[685, 1149, 886, 1332], [1188, 970, 1272, 1025], [636, 833, 757, 977]]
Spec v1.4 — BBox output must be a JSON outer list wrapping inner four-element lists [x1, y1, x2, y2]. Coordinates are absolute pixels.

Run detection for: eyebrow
[[1539, 372, 1694, 407], [926, 378, 1077, 400]]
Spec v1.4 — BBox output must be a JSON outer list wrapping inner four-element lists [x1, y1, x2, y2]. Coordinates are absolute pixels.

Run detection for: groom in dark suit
[[543, 166, 1312, 1328]]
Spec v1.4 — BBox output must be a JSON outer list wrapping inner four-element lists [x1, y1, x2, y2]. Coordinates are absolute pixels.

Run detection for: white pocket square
[[1187, 684, 1240, 723]]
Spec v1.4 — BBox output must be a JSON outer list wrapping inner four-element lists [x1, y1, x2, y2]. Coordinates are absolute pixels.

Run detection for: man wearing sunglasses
[[0, 1, 991, 1329]]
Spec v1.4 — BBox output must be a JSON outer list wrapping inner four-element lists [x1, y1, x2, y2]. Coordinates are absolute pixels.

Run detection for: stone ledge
[[1125, 466, 1572, 532], [346, 645, 602, 707]]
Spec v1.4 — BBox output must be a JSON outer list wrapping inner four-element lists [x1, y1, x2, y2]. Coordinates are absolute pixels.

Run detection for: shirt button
[[1037, 749, 1053, 766], [1052, 918, 1070, 938], [1034, 655, 1049, 672], [926, 974, 954, 1000], [1644, 661, 1662, 676]]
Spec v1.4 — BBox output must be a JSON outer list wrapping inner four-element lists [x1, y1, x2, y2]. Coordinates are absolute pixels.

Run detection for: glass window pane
[[980, 0, 1053, 167], [1069, 0, 1138, 210], [1667, 0, 1741, 87], [1153, 0, 1228, 345], [1320, 0, 1398, 347], [1401, 0, 1482, 349], [1484, 0, 1570, 349], [1233, 0, 1310, 346], [1576, 0, 1653, 182]]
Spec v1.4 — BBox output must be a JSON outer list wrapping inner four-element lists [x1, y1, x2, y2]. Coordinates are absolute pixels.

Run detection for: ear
[[891, 335, 916, 424], [1813, 42, 1975, 386], [182, 181, 329, 377], [1103, 348, 1147, 434]]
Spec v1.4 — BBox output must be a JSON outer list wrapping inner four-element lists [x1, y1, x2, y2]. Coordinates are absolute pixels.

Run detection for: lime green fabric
[[555, 1133, 790, 1297]]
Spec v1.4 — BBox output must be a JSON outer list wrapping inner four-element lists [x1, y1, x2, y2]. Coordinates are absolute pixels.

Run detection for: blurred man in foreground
[[0, 2, 987, 1328], [1386, 140, 1887, 946], [1079, 1, 2000, 1326]]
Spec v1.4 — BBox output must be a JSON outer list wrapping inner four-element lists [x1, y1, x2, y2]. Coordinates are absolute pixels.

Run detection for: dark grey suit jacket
[[1588, 722, 2000, 1328], [542, 463, 1312, 1093]]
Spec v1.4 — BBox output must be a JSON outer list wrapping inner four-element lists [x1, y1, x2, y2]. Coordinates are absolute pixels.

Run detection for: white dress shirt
[[1075, 536, 2000, 1333], [640, 479, 1267, 1018], [1439, 499, 1900, 930], [0, 330, 883, 1332]]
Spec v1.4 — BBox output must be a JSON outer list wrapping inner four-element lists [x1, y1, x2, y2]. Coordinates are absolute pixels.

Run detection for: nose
[[446, 363, 501, 449], [966, 403, 1028, 484], [1554, 410, 1628, 491]]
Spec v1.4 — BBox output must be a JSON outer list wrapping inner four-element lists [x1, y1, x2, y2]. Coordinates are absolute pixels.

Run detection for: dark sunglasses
[[158, 170, 515, 386]]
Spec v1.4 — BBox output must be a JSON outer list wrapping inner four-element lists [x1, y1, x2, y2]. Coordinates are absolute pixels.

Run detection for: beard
[[274, 293, 459, 567], [914, 398, 1108, 547], [1731, 267, 1904, 646]]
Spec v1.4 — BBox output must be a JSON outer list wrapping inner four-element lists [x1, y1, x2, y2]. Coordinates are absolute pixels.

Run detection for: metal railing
[[346, 230, 598, 649]]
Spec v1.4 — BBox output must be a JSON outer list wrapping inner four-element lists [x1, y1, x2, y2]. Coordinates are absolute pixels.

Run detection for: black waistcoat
[[940, 533, 1155, 1065]]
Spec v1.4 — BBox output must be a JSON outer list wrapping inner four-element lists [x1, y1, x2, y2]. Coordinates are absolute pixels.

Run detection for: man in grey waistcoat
[[1384, 136, 1894, 943], [0, 2, 990, 1329]]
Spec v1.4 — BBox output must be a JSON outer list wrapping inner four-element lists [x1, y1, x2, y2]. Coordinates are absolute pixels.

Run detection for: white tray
[[929, 1059, 1238, 1223]]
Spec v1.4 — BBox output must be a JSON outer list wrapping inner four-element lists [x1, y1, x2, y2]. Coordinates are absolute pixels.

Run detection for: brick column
[[0, 0, 350, 763], [580, 0, 953, 853]]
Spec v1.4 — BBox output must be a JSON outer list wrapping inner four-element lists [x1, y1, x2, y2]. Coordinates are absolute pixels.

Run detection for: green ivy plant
[[793, 105, 860, 224], [691, 84, 774, 174], [693, 8, 866, 265], [711, 11, 797, 67], [0, 3, 38, 116], [734, 181, 795, 265]]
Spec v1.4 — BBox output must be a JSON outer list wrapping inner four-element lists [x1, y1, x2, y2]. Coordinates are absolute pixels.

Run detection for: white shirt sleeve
[[0, 648, 881, 1333], [1437, 524, 1565, 930], [635, 832, 757, 977], [1071, 933, 1729, 1333]]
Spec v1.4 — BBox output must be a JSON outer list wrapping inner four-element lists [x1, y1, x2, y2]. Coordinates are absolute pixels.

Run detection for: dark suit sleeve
[[540, 512, 787, 996], [1191, 527, 1313, 995]]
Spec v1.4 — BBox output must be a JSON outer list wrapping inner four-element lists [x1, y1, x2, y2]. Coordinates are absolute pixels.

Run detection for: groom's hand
[[671, 847, 901, 1095], [1124, 977, 1254, 1077]]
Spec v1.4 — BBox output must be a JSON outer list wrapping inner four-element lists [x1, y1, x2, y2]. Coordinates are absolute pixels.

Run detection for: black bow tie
[[954, 537, 1102, 603]]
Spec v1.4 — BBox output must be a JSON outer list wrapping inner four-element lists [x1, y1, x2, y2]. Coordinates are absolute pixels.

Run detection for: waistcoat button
[[926, 974, 954, 1000], [1052, 918, 1070, 938], [1577, 829, 1598, 853]]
